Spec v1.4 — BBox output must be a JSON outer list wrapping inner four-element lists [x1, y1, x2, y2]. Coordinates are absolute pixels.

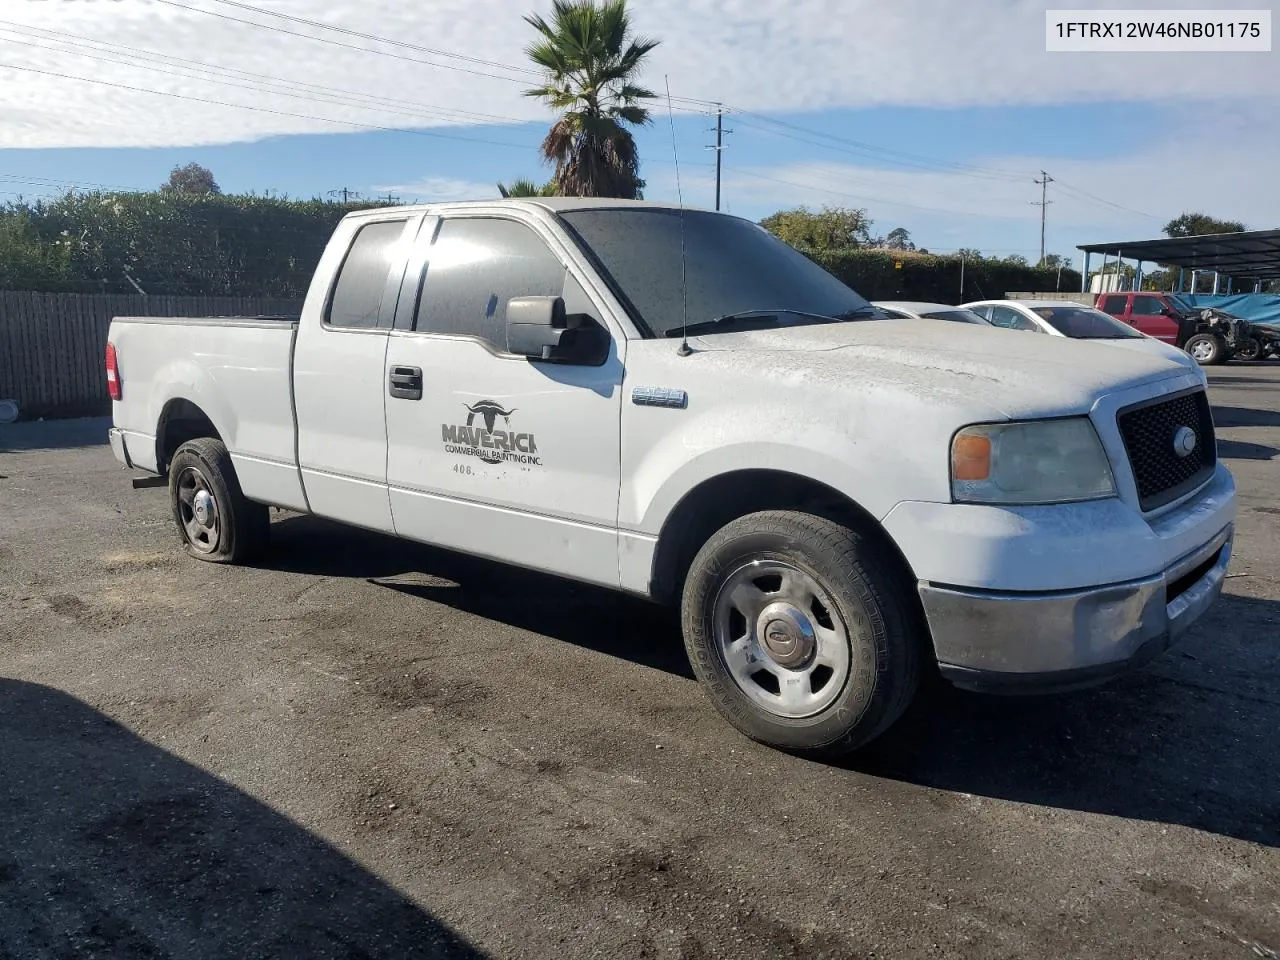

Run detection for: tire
[[681, 510, 922, 756], [1185, 333, 1226, 366], [1232, 337, 1262, 362], [168, 437, 269, 563]]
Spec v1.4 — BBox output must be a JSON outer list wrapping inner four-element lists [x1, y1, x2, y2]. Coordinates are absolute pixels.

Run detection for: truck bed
[[109, 315, 306, 510]]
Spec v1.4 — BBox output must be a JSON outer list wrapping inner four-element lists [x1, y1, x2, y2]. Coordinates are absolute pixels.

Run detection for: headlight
[[951, 417, 1116, 505]]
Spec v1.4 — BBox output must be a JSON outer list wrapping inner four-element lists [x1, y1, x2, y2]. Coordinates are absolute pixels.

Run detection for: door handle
[[388, 364, 423, 400]]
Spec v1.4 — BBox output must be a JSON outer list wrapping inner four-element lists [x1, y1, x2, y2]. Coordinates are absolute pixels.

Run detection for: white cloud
[[0, 0, 1276, 148], [375, 176, 500, 202]]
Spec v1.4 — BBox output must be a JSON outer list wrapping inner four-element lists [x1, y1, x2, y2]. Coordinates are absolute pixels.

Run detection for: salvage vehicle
[[106, 200, 1236, 756], [1095, 291, 1260, 365]]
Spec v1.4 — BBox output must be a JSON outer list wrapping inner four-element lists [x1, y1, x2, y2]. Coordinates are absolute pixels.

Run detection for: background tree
[[497, 179, 558, 198], [161, 163, 221, 197], [523, 0, 658, 199], [1163, 212, 1246, 238], [759, 205, 872, 251], [1002, 253, 1029, 266], [883, 227, 915, 251]]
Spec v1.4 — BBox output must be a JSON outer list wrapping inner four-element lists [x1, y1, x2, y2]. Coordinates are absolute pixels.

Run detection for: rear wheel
[[1185, 333, 1226, 366], [168, 437, 269, 563], [681, 510, 922, 756]]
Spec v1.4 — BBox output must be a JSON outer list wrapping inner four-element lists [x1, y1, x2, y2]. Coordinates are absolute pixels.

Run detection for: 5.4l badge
[[442, 400, 541, 466]]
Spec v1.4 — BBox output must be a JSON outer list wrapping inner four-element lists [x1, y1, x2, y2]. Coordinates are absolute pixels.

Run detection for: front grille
[[1117, 389, 1216, 511]]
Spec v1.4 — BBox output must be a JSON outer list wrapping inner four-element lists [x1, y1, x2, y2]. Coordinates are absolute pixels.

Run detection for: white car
[[963, 298, 1205, 378], [105, 200, 1234, 756], [873, 301, 993, 325]]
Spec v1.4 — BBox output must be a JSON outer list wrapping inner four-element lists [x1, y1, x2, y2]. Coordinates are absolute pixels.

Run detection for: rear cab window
[[1097, 294, 1128, 316], [326, 218, 411, 329]]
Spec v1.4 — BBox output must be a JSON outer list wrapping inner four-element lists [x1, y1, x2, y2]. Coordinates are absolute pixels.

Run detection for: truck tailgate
[[109, 316, 305, 509]]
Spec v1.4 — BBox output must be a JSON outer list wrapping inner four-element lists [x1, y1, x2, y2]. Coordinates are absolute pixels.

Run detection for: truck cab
[[1096, 292, 1184, 344]]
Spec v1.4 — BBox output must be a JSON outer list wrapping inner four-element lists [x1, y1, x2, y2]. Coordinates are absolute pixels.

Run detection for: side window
[[876, 308, 909, 319], [968, 304, 993, 321], [326, 219, 408, 329], [989, 306, 1040, 332], [1098, 294, 1126, 316], [1131, 295, 1164, 316], [415, 218, 567, 350]]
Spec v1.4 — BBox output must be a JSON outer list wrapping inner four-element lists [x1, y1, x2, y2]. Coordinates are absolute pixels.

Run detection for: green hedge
[[803, 248, 1082, 304], [0, 192, 382, 296]]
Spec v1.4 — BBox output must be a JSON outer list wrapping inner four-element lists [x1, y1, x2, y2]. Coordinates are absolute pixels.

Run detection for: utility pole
[[328, 187, 360, 204], [381, 192, 400, 205], [1032, 171, 1054, 265], [705, 104, 731, 211]]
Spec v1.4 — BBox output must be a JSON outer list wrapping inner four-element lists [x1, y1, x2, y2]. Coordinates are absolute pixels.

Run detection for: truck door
[[382, 213, 625, 588], [293, 214, 422, 532], [1130, 293, 1179, 343]]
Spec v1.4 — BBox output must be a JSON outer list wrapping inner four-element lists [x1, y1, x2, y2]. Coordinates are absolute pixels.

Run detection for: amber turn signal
[[952, 432, 992, 481]]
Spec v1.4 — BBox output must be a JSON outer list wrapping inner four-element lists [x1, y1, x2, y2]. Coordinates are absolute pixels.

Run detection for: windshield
[[1168, 293, 1195, 313], [1031, 305, 1145, 339], [920, 308, 990, 325], [557, 207, 874, 337]]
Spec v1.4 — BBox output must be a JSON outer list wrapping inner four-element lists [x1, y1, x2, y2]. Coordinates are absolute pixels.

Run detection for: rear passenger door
[[382, 213, 626, 588], [293, 214, 421, 532], [1130, 294, 1179, 343], [1097, 293, 1130, 324]]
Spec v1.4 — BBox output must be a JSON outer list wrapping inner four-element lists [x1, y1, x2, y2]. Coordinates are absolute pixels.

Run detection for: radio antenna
[[664, 75, 692, 357]]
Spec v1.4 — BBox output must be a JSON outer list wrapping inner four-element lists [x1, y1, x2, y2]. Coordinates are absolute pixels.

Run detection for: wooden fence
[[0, 292, 302, 420]]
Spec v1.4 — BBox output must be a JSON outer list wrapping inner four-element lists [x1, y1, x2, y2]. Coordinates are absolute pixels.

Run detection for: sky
[[0, 0, 1277, 265]]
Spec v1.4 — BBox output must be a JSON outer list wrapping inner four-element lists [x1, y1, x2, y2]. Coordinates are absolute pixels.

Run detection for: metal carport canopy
[[1077, 229, 1280, 281]]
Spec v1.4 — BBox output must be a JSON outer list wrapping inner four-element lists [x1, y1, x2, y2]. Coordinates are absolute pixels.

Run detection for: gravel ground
[[1, 364, 1278, 960]]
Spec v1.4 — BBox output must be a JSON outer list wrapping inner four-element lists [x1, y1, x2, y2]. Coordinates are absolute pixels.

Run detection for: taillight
[[105, 342, 121, 401]]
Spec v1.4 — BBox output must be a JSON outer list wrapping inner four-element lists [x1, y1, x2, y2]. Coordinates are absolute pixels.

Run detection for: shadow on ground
[[0, 679, 484, 959], [0, 417, 110, 452], [260, 516, 1279, 848], [261, 514, 692, 679], [851, 591, 1280, 848]]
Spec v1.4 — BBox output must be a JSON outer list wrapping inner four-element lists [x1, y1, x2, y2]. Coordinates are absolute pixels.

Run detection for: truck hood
[[683, 320, 1193, 420]]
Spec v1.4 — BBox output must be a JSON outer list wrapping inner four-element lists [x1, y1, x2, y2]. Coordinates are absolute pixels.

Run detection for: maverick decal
[[442, 400, 541, 466]]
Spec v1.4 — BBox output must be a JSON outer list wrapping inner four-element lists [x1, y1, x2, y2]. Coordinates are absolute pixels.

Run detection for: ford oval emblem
[[1172, 425, 1197, 458]]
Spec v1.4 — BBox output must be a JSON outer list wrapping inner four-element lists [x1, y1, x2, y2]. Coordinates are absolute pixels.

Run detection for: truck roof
[[341, 197, 709, 220]]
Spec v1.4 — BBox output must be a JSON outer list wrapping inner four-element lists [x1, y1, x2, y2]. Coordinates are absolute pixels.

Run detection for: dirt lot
[[2, 364, 1278, 959]]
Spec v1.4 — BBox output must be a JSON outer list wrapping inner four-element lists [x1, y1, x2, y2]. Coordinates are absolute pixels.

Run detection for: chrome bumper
[[920, 524, 1232, 693]]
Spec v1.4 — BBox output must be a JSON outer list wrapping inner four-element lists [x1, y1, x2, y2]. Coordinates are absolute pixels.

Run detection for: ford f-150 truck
[[107, 199, 1235, 756]]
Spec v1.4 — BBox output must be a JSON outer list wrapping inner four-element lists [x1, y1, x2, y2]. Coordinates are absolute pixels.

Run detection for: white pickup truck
[[107, 198, 1235, 755]]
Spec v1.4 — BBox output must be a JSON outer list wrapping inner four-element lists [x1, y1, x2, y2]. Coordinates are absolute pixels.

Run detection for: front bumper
[[920, 523, 1232, 693]]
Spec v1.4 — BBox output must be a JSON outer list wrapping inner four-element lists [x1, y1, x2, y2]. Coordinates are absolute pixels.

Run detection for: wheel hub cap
[[193, 489, 216, 528], [758, 602, 817, 669]]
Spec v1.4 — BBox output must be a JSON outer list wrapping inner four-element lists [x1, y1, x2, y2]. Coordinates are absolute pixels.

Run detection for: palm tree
[[497, 178, 558, 198], [523, 0, 659, 199]]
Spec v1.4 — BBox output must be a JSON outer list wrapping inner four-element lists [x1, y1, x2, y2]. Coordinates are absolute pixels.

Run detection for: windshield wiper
[[665, 307, 876, 338]]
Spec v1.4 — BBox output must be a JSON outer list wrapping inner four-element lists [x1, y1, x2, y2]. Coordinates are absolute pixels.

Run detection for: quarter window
[[326, 219, 408, 329], [988, 306, 1041, 332]]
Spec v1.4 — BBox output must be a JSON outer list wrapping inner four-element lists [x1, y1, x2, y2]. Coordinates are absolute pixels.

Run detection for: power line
[[0, 21, 528, 127], [0, 30, 529, 130], [0, 61, 545, 151], [1051, 178, 1161, 221], [729, 112, 1030, 184]]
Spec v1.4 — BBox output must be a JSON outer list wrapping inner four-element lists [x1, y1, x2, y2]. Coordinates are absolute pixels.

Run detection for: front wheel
[[168, 437, 269, 563], [681, 510, 922, 756], [1232, 337, 1262, 362], [1185, 333, 1226, 366]]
